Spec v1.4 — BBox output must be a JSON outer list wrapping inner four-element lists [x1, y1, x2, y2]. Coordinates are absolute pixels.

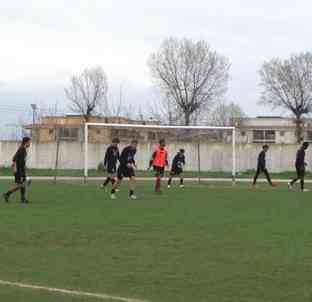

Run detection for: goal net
[[84, 123, 236, 183]]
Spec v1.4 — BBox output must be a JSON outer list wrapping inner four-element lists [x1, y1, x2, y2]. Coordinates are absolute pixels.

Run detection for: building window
[[306, 131, 312, 142], [240, 131, 246, 136], [49, 129, 54, 135], [280, 131, 285, 137], [59, 128, 79, 140], [253, 130, 276, 143]]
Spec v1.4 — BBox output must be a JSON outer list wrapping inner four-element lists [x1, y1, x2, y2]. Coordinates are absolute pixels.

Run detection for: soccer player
[[288, 142, 309, 192], [253, 145, 275, 187], [101, 138, 120, 189], [111, 139, 138, 199], [168, 149, 185, 188], [149, 139, 168, 193], [3, 137, 31, 203]]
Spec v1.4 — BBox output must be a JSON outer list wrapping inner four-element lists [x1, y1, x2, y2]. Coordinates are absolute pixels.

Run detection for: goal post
[[84, 123, 236, 183]]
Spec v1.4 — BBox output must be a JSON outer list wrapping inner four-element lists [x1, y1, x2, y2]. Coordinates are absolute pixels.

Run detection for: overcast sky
[[1, 0, 312, 133]]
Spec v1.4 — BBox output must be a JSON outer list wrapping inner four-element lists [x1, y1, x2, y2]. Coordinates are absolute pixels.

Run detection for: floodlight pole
[[84, 123, 88, 183], [30, 103, 37, 138]]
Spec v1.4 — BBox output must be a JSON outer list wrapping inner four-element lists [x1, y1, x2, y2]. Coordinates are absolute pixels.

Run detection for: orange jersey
[[152, 147, 168, 168]]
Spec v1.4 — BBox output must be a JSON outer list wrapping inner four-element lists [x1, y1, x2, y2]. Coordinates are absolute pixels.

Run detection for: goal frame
[[84, 123, 236, 182]]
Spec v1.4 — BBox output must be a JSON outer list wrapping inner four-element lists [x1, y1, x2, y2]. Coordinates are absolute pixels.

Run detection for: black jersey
[[295, 148, 306, 168], [172, 153, 185, 170], [257, 150, 266, 169], [104, 145, 119, 169], [13, 146, 27, 174], [119, 146, 136, 167]]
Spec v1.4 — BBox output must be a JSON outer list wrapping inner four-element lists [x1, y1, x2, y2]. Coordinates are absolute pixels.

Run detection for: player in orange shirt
[[149, 139, 168, 193]]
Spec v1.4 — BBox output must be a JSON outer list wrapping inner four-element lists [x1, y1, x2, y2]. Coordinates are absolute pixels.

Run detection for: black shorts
[[170, 167, 183, 176], [296, 166, 305, 178], [107, 165, 117, 175], [153, 166, 165, 177], [14, 173, 26, 185], [117, 165, 135, 179]]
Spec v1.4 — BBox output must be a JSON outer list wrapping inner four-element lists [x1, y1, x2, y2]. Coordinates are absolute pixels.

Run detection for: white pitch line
[[0, 280, 148, 302], [0, 176, 309, 183]]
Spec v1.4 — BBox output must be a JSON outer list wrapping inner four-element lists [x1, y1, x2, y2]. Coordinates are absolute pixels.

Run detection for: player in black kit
[[253, 145, 275, 187], [168, 149, 185, 188], [3, 137, 31, 203], [111, 139, 138, 199], [288, 142, 309, 192], [101, 138, 120, 189]]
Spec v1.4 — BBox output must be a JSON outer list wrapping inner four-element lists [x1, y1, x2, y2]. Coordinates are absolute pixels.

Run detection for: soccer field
[[1, 180, 312, 302]]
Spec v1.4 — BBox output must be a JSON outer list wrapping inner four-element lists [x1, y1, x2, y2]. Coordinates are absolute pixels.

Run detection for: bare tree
[[209, 101, 246, 126], [65, 66, 108, 121], [106, 95, 123, 117], [148, 37, 230, 125], [36, 102, 63, 122], [149, 93, 181, 125], [105, 82, 140, 120], [259, 52, 312, 142]]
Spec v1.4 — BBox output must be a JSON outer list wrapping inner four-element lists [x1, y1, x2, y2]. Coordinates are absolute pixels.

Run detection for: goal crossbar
[[85, 122, 235, 130], [84, 123, 236, 181]]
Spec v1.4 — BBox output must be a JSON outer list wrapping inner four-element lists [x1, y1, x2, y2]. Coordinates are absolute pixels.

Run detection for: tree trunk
[[295, 115, 304, 143], [84, 115, 90, 122], [184, 112, 191, 126]]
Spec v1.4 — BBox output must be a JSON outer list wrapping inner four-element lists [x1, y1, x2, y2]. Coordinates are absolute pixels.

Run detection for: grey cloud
[[1, 0, 312, 122]]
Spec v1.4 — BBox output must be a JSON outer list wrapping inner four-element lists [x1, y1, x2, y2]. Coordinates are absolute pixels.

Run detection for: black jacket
[[172, 153, 185, 170], [257, 150, 266, 169], [119, 146, 136, 167], [295, 148, 306, 169], [13, 146, 27, 174], [104, 145, 119, 168]]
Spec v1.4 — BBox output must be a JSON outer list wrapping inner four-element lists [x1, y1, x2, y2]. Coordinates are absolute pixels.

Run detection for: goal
[[84, 123, 236, 183]]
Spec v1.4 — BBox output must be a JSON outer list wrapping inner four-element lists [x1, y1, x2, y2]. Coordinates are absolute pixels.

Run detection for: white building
[[236, 116, 312, 145]]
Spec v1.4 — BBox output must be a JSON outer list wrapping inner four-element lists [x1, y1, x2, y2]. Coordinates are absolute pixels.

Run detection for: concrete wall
[[0, 141, 310, 173]]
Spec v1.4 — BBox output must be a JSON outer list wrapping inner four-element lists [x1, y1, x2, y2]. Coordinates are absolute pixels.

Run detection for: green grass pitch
[[1, 180, 312, 302]]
